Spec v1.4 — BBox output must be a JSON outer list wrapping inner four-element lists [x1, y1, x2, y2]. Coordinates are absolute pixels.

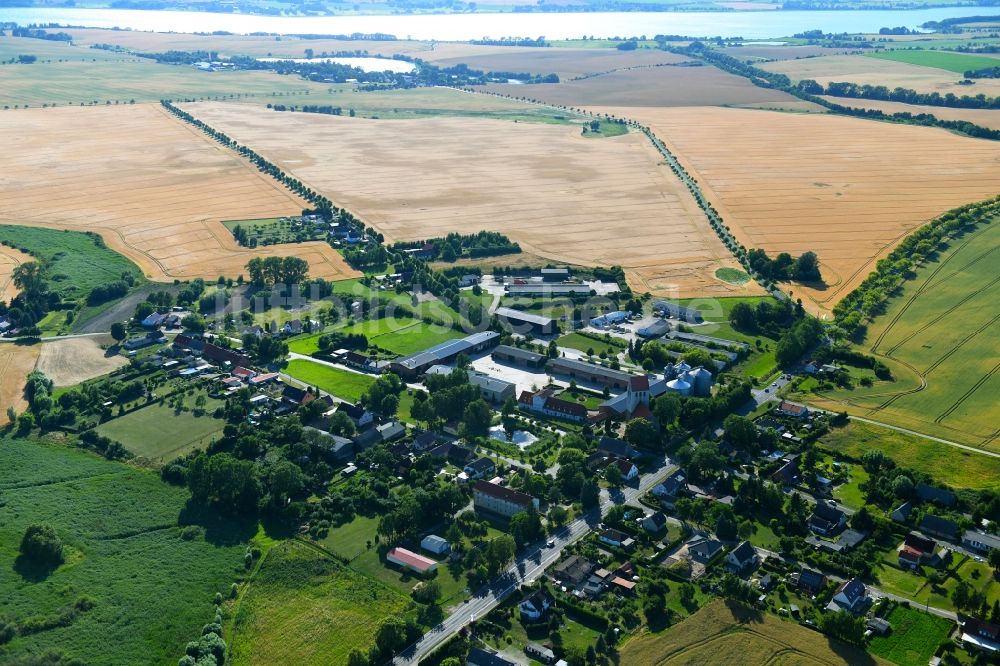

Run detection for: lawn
[[866, 49, 1000, 74], [869, 605, 953, 666], [222, 216, 326, 246], [715, 267, 751, 285], [316, 515, 380, 560], [832, 462, 869, 511], [675, 296, 776, 346], [0, 225, 142, 305], [95, 391, 226, 461], [344, 318, 462, 356], [738, 349, 777, 380], [620, 599, 889, 665], [818, 421, 1000, 491], [583, 119, 628, 138], [800, 218, 1000, 449], [228, 539, 410, 666], [284, 359, 376, 402], [557, 332, 626, 357], [0, 437, 250, 666]]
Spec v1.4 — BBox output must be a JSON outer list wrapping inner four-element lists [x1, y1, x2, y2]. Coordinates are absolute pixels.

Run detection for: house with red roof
[[386, 547, 437, 575]]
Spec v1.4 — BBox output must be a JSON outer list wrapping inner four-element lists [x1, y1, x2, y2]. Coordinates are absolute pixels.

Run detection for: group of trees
[[392, 231, 521, 262], [834, 196, 1000, 339], [245, 256, 310, 287], [408, 369, 492, 437], [729, 297, 796, 336], [774, 316, 824, 368], [746, 249, 822, 284]]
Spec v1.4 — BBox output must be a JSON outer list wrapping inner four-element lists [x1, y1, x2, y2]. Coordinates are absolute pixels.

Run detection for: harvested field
[[761, 53, 1000, 98], [819, 95, 1000, 130], [36, 335, 128, 387], [599, 105, 1000, 314], [434, 48, 687, 80], [184, 102, 758, 298], [620, 599, 888, 665], [0, 243, 31, 303], [720, 44, 864, 60], [485, 63, 815, 109], [0, 342, 39, 422], [0, 105, 359, 283]]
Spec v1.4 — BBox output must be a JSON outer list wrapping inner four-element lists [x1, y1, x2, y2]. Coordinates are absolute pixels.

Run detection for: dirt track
[[183, 102, 760, 299], [0, 105, 360, 283]]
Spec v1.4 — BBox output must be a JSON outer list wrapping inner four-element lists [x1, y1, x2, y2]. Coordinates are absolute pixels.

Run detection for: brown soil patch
[[0, 342, 40, 423], [0, 244, 32, 304], [183, 102, 761, 299], [36, 336, 128, 387], [0, 105, 359, 283], [762, 54, 1000, 98], [820, 95, 1000, 130], [484, 63, 816, 108], [434, 49, 688, 80], [596, 105, 1000, 315]]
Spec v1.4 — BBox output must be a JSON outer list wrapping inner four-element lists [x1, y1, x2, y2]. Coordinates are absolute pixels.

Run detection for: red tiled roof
[[611, 576, 636, 590], [232, 366, 256, 378], [629, 375, 649, 391], [386, 547, 436, 572]]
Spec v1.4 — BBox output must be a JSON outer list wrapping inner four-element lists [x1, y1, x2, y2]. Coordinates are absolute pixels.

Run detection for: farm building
[[637, 319, 670, 339], [494, 307, 557, 336], [473, 480, 538, 518], [540, 267, 570, 282], [385, 547, 437, 575], [920, 514, 959, 540], [468, 370, 516, 403], [505, 282, 591, 297], [546, 357, 631, 389], [467, 648, 518, 666], [590, 311, 630, 328], [652, 300, 704, 324], [491, 344, 546, 369], [390, 331, 499, 378], [518, 388, 589, 423], [420, 534, 450, 555], [963, 530, 1000, 554]]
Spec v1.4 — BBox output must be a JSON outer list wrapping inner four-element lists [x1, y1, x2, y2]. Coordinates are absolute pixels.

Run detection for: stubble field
[[598, 105, 1000, 313], [0, 105, 359, 283], [35, 336, 128, 387], [818, 95, 1000, 130], [485, 62, 817, 109], [183, 102, 758, 298], [0, 243, 31, 303], [0, 342, 40, 422], [433, 48, 689, 79], [761, 53, 1000, 98]]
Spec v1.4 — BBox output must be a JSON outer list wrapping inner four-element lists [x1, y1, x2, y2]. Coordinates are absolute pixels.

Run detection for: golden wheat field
[[0, 105, 359, 283], [0, 244, 32, 304], [183, 102, 759, 298], [599, 105, 1000, 314], [0, 342, 40, 423]]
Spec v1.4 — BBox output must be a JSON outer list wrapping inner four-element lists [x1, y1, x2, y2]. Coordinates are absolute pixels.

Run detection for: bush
[[20, 523, 64, 565]]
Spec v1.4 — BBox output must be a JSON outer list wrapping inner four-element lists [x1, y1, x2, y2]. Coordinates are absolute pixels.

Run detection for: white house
[[830, 578, 868, 613], [519, 590, 552, 621], [726, 541, 759, 572]]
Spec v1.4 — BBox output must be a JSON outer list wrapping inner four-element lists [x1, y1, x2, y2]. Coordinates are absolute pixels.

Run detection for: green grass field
[[0, 438, 249, 665], [95, 392, 226, 461], [222, 216, 326, 246], [866, 49, 1000, 74], [620, 599, 888, 665], [339, 317, 462, 356], [284, 360, 376, 402], [868, 605, 953, 666], [799, 218, 1000, 449], [228, 539, 410, 666], [715, 267, 751, 285], [818, 421, 1000, 490], [557, 331, 626, 357], [0, 225, 142, 303]]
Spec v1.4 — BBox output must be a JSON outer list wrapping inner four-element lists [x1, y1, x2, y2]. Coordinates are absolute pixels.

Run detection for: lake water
[[0, 6, 991, 40], [257, 56, 415, 72]]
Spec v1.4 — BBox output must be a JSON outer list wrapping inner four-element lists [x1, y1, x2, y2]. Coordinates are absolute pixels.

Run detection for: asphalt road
[[392, 456, 678, 665]]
